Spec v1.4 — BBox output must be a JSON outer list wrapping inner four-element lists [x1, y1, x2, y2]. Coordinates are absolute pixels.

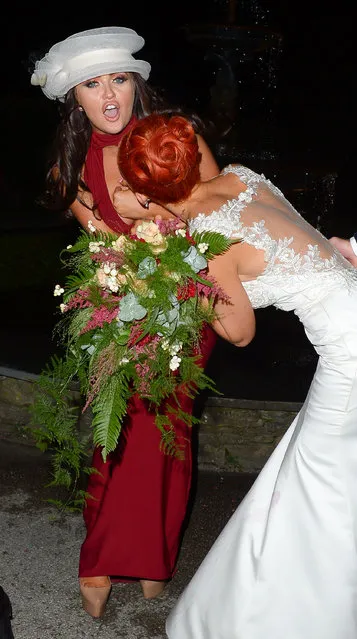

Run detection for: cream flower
[[161, 338, 170, 351], [54, 284, 64, 296], [169, 342, 183, 356], [89, 241, 104, 253], [198, 242, 209, 253], [169, 355, 182, 371], [107, 276, 119, 293], [136, 221, 167, 253], [112, 236, 129, 252], [97, 268, 127, 290]]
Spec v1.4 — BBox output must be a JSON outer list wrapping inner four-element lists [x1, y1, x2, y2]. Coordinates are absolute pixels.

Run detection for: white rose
[[136, 221, 167, 251]]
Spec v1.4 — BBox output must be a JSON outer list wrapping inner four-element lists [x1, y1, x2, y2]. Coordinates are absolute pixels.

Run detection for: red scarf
[[84, 115, 138, 235]]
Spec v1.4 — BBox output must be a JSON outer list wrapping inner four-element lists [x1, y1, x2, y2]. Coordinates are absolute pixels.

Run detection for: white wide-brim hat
[[31, 26, 151, 101]]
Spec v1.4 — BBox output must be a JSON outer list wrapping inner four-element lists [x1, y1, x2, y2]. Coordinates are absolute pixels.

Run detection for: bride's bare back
[[191, 164, 337, 282]]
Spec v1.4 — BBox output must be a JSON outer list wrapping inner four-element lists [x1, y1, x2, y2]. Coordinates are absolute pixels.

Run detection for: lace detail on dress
[[221, 164, 286, 199], [189, 164, 288, 242], [242, 252, 357, 311], [189, 165, 264, 240], [189, 164, 357, 311]]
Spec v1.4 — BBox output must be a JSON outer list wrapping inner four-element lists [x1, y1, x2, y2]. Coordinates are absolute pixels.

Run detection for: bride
[[117, 112, 357, 639]]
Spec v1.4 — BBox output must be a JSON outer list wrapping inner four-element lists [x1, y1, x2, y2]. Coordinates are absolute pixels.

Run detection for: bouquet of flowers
[[30, 218, 232, 508]]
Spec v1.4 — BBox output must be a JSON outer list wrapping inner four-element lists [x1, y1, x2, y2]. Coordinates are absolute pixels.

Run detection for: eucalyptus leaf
[[137, 256, 157, 279], [118, 292, 147, 321], [181, 246, 207, 272]]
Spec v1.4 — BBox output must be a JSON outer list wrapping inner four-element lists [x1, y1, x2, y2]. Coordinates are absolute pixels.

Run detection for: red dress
[[78, 123, 217, 580]]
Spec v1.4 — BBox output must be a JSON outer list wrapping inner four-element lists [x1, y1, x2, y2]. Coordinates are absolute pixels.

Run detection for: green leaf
[[91, 370, 132, 460], [191, 230, 237, 259]]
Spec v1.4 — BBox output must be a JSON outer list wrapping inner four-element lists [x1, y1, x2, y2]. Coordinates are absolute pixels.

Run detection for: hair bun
[[119, 113, 201, 204]]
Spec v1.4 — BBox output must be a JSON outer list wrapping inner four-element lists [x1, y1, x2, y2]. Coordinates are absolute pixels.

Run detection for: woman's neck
[[163, 182, 206, 223]]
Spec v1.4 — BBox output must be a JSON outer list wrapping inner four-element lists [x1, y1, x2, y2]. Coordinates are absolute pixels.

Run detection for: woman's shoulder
[[221, 164, 283, 194], [196, 134, 220, 179], [221, 163, 256, 178]]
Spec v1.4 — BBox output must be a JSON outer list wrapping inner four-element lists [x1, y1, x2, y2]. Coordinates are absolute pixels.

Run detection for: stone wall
[[0, 367, 302, 473], [197, 397, 300, 472]]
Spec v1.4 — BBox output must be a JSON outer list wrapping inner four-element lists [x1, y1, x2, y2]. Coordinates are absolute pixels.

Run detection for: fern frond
[[191, 230, 237, 259], [91, 370, 133, 460]]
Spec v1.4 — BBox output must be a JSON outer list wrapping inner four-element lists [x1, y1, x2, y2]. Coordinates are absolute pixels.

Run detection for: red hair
[[118, 113, 201, 204]]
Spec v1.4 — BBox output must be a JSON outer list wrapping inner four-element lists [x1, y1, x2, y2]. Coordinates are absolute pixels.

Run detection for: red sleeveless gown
[[78, 120, 217, 580]]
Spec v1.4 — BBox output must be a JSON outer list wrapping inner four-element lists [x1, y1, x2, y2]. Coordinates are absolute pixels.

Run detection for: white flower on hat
[[30, 71, 47, 87]]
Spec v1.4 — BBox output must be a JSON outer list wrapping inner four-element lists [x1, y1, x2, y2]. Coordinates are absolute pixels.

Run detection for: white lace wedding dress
[[166, 165, 357, 639]]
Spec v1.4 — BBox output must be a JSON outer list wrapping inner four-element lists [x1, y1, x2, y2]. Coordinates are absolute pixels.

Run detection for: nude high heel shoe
[[79, 576, 111, 618], [140, 579, 167, 599]]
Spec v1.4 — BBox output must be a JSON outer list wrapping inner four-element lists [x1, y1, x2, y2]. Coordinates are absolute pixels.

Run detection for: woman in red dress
[[30, 26, 218, 617]]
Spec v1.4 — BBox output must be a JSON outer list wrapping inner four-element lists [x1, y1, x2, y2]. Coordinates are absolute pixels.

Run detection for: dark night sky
[[7, 1, 354, 127]]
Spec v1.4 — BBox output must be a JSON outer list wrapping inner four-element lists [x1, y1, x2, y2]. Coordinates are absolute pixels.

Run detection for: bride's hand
[[113, 183, 144, 221], [329, 236, 357, 268]]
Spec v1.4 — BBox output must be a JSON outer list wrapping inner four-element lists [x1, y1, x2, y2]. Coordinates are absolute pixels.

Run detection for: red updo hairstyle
[[118, 113, 202, 204]]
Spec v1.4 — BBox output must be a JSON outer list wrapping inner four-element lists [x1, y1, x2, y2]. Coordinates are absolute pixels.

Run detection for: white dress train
[[166, 165, 357, 639]]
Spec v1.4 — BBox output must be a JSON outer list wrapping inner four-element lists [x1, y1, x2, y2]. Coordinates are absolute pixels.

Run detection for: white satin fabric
[[166, 289, 357, 638], [166, 166, 357, 638]]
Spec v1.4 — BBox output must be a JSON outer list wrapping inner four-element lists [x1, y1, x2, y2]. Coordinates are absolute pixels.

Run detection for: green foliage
[[29, 355, 92, 511], [192, 230, 236, 258], [91, 370, 133, 460], [31, 222, 234, 511]]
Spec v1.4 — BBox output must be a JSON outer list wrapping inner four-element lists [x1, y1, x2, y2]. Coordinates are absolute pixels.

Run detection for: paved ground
[[0, 440, 255, 639]]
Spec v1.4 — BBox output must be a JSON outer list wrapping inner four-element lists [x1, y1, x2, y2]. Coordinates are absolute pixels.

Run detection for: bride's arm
[[329, 235, 357, 267], [207, 245, 256, 347]]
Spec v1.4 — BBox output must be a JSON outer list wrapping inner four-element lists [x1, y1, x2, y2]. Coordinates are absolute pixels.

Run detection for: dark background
[[0, 0, 354, 401]]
